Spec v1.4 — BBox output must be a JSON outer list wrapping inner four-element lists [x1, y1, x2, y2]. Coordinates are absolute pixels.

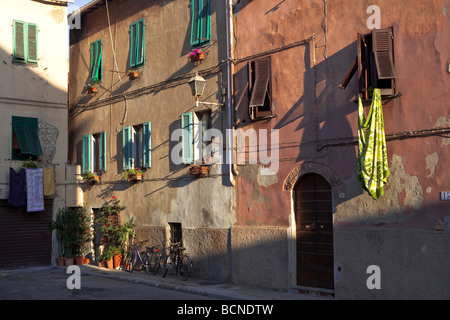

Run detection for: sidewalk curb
[[77, 264, 331, 300]]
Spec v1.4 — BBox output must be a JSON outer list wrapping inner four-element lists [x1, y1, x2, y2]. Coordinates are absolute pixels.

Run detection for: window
[[123, 122, 151, 170], [90, 39, 102, 83], [181, 111, 213, 164], [190, 0, 211, 46], [168, 222, 183, 246], [339, 28, 396, 98], [130, 19, 145, 68], [248, 57, 273, 119], [13, 20, 38, 64], [11, 116, 42, 160], [82, 131, 106, 174]]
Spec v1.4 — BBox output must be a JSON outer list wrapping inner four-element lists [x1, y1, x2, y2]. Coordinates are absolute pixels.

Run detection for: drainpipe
[[226, 0, 235, 186]]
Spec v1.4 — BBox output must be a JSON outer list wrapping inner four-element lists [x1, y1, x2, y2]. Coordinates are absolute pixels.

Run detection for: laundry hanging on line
[[357, 88, 390, 200]]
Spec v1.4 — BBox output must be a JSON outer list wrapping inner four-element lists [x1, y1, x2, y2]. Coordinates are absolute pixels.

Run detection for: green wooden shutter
[[181, 113, 193, 164], [27, 23, 38, 63], [190, 0, 210, 46], [190, 0, 199, 45], [123, 126, 131, 170], [100, 131, 106, 172], [199, 0, 211, 44], [82, 135, 91, 173], [130, 23, 137, 67], [12, 116, 42, 157], [13, 20, 26, 62], [130, 19, 145, 68], [90, 40, 102, 82], [143, 122, 151, 168]]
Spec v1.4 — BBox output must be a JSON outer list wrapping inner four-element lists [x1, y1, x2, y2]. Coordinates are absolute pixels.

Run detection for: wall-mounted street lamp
[[188, 72, 224, 108]]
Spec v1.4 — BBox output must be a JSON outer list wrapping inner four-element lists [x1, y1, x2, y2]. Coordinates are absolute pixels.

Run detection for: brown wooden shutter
[[338, 56, 357, 89], [249, 58, 270, 108], [372, 28, 395, 79]]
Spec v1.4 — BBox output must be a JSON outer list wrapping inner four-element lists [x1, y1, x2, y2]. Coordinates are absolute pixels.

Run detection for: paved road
[[0, 266, 216, 300]]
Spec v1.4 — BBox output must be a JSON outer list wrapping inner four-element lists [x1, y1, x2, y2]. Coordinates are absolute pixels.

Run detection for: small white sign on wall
[[440, 192, 450, 200]]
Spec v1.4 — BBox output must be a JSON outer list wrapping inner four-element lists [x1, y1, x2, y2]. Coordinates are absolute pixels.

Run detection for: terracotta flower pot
[[75, 256, 84, 265], [56, 257, 65, 266], [106, 259, 114, 269], [65, 257, 74, 266], [128, 71, 139, 80], [113, 254, 123, 269], [190, 52, 205, 62]]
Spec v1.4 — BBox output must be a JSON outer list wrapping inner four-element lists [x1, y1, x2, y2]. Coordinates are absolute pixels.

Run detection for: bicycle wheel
[[162, 254, 171, 278], [177, 254, 192, 281], [129, 253, 137, 273], [145, 251, 160, 275]]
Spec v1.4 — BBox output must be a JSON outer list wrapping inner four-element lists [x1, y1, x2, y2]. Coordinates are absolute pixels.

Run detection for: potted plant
[[49, 208, 67, 266], [189, 165, 209, 175], [82, 171, 100, 183], [100, 246, 115, 269], [121, 167, 144, 181], [127, 69, 139, 80], [188, 48, 205, 62], [85, 83, 98, 94]]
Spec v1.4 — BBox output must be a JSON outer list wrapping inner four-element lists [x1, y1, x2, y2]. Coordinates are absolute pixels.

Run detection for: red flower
[[112, 196, 116, 199]]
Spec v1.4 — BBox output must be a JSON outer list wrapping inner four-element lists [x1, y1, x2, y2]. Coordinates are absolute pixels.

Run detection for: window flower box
[[122, 168, 144, 182], [128, 70, 139, 80], [86, 84, 98, 94], [189, 165, 209, 176], [82, 171, 100, 183], [188, 49, 205, 62]]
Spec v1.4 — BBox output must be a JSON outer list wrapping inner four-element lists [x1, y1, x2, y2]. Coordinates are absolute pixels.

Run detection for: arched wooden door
[[294, 173, 334, 290]]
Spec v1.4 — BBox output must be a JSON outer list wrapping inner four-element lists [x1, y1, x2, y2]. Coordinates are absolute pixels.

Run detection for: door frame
[[284, 162, 341, 293]]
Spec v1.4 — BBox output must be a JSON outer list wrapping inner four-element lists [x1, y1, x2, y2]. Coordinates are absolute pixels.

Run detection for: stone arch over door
[[283, 162, 342, 191]]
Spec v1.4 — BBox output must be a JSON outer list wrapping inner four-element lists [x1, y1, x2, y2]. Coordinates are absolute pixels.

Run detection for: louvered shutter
[[123, 126, 132, 170], [372, 28, 395, 80], [12, 117, 42, 156], [181, 113, 193, 164], [249, 59, 270, 108], [13, 21, 26, 62], [130, 23, 137, 67], [199, 0, 211, 43], [190, 0, 199, 45], [90, 40, 102, 82], [27, 23, 38, 63], [82, 135, 91, 173], [99, 131, 106, 172], [143, 122, 151, 168], [136, 19, 145, 66]]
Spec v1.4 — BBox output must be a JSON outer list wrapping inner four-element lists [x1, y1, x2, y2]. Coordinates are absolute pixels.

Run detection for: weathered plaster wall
[[69, 0, 235, 272], [232, 0, 450, 296]]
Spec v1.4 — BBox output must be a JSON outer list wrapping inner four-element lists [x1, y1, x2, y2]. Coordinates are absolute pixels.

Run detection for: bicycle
[[162, 242, 192, 281], [126, 240, 161, 275]]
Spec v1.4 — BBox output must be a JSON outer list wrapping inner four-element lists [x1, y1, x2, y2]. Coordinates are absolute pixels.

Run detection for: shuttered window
[[13, 20, 38, 64], [11, 116, 42, 160], [90, 39, 102, 83], [190, 0, 211, 46], [248, 58, 273, 119], [123, 123, 151, 170], [181, 112, 193, 164], [83, 131, 106, 174], [339, 28, 396, 97], [130, 19, 145, 68], [372, 29, 395, 80]]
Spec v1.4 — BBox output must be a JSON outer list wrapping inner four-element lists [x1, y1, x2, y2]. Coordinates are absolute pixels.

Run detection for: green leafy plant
[[82, 171, 97, 180], [121, 167, 143, 180]]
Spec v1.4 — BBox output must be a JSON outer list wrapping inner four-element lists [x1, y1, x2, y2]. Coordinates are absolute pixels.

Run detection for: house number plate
[[440, 192, 450, 201]]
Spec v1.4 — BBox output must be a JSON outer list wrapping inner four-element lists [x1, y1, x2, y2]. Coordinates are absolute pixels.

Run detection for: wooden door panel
[[295, 173, 334, 290]]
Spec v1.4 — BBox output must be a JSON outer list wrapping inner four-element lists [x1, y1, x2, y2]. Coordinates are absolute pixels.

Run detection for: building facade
[[0, 0, 71, 269], [68, 0, 235, 281], [231, 0, 450, 299]]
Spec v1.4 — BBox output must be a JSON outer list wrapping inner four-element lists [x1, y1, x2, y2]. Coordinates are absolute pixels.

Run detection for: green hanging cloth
[[357, 89, 390, 200]]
